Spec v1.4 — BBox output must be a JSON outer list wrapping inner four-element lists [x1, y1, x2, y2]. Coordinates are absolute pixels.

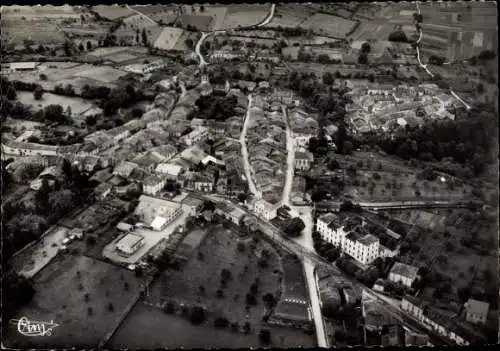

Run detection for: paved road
[[414, 1, 471, 110], [240, 94, 262, 198], [126, 5, 157, 25], [197, 192, 453, 345], [281, 105, 294, 206], [257, 4, 276, 27], [195, 32, 209, 67]]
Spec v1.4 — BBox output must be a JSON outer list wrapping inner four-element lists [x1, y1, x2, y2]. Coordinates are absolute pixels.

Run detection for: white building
[[342, 232, 379, 265], [295, 151, 314, 171], [181, 127, 210, 146], [316, 212, 346, 247], [293, 133, 314, 149], [388, 262, 419, 288], [143, 174, 167, 195], [116, 233, 145, 256], [134, 195, 183, 227], [156, 163, 183, 179], [194, 175, 214, 192], [254, 199, 280, 221]]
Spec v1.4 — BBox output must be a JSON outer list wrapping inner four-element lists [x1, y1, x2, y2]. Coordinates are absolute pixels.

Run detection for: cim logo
[[10, 317, 59, 337]]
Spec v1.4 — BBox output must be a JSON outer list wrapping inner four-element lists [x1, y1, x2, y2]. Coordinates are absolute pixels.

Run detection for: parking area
[[102, 205, 191, 264]]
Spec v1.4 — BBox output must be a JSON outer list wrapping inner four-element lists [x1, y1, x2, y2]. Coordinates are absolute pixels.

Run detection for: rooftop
[[465, 299, 489, 317], [390, 262, 419, 280], [116, 233, 144, 249]]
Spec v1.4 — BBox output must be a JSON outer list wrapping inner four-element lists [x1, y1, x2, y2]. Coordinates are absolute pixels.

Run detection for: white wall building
[[388, 262, 419, 288]]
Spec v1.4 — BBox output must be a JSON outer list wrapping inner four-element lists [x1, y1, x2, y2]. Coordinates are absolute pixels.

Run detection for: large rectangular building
[[116, 233, 144, 256]]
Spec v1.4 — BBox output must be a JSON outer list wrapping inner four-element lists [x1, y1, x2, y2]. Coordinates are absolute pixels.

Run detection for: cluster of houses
[[401, 295, 489, 345], [347, 83, 458, 134]]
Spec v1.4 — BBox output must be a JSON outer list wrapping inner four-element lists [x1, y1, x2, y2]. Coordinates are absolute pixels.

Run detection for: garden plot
[[131, 4, 178, 16], [17, 91, 94, 116], [177, 14, 214, 31], [75, 66, 128, 83], [3, 255, 142, 348], [349, 22, 397, 41], [221, 4, 270, 29], [145, 225, 282, 331], [172, 31, 199, 51], [92, 5, 134, 20], [300, 14, 358, 38], [153, 27, 184, 50], [178, 5, 227, 31]]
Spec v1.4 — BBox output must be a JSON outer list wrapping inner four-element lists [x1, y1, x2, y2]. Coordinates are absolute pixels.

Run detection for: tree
[[200, 5, 205, 12], [361, 42, 371, 53], [39, 73, 48, 81], [185, 38, 194, 49], [6, 85, 16, 100], [388, 30, 408, 42], [33, 86, 44, 100], [358, 53, 368, 64], [341, 140, 353, 155], [259, 329, 271, 344], [246, 293, 257, 306], [85, 235, 97, 247], [63, 41, 72, 56], [262, 293, 277, 309], [214, 316, 229, 328], [86, 41, 92, 51], [243, 321, 251, 334], [142, 28, 148, 46], [164, 301, 175, 314], [189, 306, 206, 324], [283, 217, 305, 237], [78, 42, 84, 51], [322, 72, 334, 85]]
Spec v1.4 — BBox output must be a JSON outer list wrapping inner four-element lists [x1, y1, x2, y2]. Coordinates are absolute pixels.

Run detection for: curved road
[[194, 4, 275, 68], [257, 4, 276, 27]]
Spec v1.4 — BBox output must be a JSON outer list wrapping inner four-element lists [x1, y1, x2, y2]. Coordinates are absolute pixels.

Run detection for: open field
[[7, 61, 121, 93], [75, 66, 128, 83], [109, 303, 316, 348], [348, 22, 398, 41], [16, 91, 94, 116], [172, 31, 199, 51], [221, 4, 270, 29], [176, 14, 214, 32], [2, 19, 67, 46], [3, 254, 142, 348], [300, 14, 358, 38], [2, 5, 80, 19], [145, 225, 282, 325], [131, 4, 178, 17], [267, 4, 314, 28], [153, 27, 184, 50], [92, 5, 134, 20]]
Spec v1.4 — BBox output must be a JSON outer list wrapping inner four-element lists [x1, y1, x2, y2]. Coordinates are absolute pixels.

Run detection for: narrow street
[[281, 105, 294, 206], [240, 94, 261, 198]]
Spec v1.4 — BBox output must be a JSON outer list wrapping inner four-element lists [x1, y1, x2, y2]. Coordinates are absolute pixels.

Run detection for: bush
[[246, 293, 257, 306], [258, 329, 271, 344], [189, 306, 206, 325], [214, 316, 229, 328]]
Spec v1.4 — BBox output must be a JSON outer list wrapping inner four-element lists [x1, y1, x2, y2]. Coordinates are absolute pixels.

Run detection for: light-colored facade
[[143, 175, 167, 195], [342, 232, 379, 265], [116, 233, 145, 256], [465, 299, 489, 325], [181, 127, 210, 146], [388, 262, 419, 288]]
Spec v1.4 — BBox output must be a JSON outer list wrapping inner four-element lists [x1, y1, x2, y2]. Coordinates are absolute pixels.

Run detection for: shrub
[[258, 329, 271, 344], [214, 316, 229, 328], [189, 306, 206, 325]]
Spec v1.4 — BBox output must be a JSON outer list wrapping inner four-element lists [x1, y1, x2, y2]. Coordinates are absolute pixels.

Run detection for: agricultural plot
[[177, 14, 214, 32], [92, 5, 134, 20], [172, 31, 199, 51], [2, 19, 67, 46], [300, 14, 358, 38], [3, 254, 142, 348], [2, 5, 80, 19], [131, 4, 178, 16], [145, 225, 282, 334], [348, 22, 397, 41], [153, 27, 184, 51], [267, 4, 314, 28], [16, 91, 94, 116], [75, 66, 128, 84], [221, 4, 270, 29]]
